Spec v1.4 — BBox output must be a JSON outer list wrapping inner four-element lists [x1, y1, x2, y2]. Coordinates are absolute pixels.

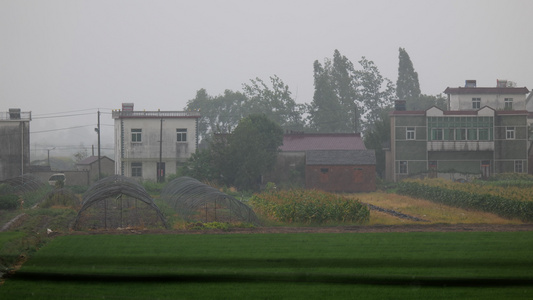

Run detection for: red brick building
[[264, 133, 376, 192], [306, 150, 376, 193]]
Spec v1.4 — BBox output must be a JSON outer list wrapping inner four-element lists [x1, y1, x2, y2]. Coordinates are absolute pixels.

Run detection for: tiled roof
[[280, 133, 366, 151], [443, 87, 529, 95], [77, 156, 112, 165], [306, 150, 376, 165]]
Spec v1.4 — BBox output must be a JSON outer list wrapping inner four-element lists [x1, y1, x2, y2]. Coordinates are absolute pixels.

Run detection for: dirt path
[[70, 223, 533, 235]]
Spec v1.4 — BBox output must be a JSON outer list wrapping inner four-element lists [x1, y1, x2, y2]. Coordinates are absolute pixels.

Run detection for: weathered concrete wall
[[0, 121, 30, 181]]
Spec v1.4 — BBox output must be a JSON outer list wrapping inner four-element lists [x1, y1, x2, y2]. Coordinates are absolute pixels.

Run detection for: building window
[[131, 162, 142, 177], [504, 98, 513, 110], [455, 128, 466, 140], [506, 127, 515, 139], [399, 161, 408, 174], [472, 98, 481, 109], [131, 129, 142, 143], [431, 128, 443, 140], [406, 127, 415, 140], [478, 128, 490, 140], [176, 128, 187, 142], [515, 161, 523, 173]]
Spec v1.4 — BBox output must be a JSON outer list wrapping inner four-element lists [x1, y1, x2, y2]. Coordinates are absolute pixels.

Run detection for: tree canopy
[[307, 50, 395, 133], [396, 47, 421, 101]]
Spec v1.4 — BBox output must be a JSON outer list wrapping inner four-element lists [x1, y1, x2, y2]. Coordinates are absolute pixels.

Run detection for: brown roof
[[443, 87, 529, 95], [280, 133, 366, 151], [306, 150, 376, 165], [77, 156, 113, 165]]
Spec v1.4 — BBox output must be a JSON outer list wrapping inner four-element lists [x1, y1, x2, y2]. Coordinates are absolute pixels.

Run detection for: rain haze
[[1, 0, 531, 161]]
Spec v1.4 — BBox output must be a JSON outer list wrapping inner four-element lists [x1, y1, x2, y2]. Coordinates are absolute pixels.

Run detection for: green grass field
[[1, 232, 532, 299]]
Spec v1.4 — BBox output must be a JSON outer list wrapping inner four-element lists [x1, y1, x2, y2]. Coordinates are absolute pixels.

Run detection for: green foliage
[[397, 181, 533, 221], [40, 192, 80, 209], [485, 172, 533, 182], [187, 221, 231, 230], [0, 183, 14, 194], [407, 93, 447, 110], [179, 149, 219, 182], [3, 232, 532, 300], [243, 75, 305, 131], [0, 194, 19, 210], [250, 189, 369, 224], [363, 109, 391, 178], [66, 185, 88, 194], [396, 47, 420, 101], [307, 50, 395, 133], [142, 180, 164, 194], [186, 75, 303, 142]]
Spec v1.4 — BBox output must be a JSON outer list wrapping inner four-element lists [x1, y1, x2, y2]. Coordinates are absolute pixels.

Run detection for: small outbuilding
[[305, 150, 376, 193]]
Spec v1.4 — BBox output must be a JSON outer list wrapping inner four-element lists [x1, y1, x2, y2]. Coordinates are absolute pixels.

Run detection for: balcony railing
[[0, 111, 32, 121], [427, 141, 494, 151], [112, 110, 201, 119]]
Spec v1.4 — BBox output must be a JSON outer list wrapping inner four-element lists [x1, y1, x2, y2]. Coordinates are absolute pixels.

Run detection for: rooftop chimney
[[122, 103, 134, 111], [394, 100, 406, 111], [465, 80, 477, 88], [9, 108, 21, 120]]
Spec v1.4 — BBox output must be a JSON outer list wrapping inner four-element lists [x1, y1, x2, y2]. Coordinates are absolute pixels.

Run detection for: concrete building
[[387, 80, 530, 182], [112, 103, 200, 182], [0, 109, 31, 181], [76, 156, 115, 184]]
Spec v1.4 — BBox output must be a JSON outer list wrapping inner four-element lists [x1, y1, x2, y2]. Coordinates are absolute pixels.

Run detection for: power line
[[32, 112, 95, 119], [33, 108, 113, 117], [31, 125, 96, 134]]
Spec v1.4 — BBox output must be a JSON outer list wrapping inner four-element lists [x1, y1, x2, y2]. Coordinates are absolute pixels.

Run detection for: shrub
[[0, 194, 19, 210], [250, 189, 369, 224]]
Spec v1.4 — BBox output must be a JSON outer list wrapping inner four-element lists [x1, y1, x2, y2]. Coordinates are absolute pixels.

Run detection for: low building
[[112, 103, 200, 182], [264, 132, 376, 192], [76, 156, 115, 184], [306, 150, 376, 192]]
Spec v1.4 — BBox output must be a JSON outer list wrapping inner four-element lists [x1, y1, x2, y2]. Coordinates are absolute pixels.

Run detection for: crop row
[[249, 189, 369, 224], [406, 178, 533, 203], [397, 181, 533, 221]]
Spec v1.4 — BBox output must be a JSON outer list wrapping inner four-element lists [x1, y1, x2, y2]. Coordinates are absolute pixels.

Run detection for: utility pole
[[96, 110, 101, 181], [158, 118, 163, 183]]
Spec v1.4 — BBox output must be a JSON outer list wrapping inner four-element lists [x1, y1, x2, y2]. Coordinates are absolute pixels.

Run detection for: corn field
[[397, 179, 533, 222], [249, 189, 369, 224]]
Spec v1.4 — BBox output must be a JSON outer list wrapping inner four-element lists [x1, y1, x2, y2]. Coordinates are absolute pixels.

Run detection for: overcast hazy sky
[[1, 0, 532, 158]]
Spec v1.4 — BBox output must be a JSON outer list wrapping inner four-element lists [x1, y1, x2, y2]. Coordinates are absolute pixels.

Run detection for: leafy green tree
[[363, 109, 392, 178], [179, 149, 218, 182], [307, 51, 356, 133], [356, 57, 395, 131], [307, 59, 343, 132], [243, 75, 305, 131], [396, 47, 421, 101], [226, 114, 284, 191], [308, 50, 395, 133], [185, 89, 247, 142], [407, 94, 447, 111]]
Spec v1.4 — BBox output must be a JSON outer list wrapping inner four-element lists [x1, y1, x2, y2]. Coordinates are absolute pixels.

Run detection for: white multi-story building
[[445, 80, 529, 111], [112, 103, 200, 182]]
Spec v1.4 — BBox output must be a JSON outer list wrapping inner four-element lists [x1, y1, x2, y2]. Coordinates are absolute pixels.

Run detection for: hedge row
[[397, 181, 533, 221]]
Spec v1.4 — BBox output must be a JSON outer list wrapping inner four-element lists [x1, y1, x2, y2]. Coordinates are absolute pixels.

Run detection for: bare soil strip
[[69, 223, 533, 235]]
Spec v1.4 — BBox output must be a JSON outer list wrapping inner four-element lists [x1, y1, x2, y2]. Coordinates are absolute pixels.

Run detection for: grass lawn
[[1, 231, 532, 299]]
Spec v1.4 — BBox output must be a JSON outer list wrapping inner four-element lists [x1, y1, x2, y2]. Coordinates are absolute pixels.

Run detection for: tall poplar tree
[[396, 47, 421, 101]]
